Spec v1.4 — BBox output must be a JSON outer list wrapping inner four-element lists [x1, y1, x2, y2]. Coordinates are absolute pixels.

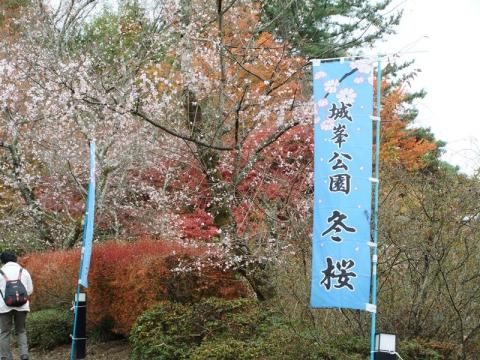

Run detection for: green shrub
[[398, 339, 446, 360], [192, 297, 267, 341], [131, 298, 392, 360], [189, 324, 317, 360], [130, 298, 266, 360], [131, 298, 369, 360], [190, 327, 370, 360], [130, 301, 198, 359], [27, 308, 73, 350], [190, 339, 262, 360]]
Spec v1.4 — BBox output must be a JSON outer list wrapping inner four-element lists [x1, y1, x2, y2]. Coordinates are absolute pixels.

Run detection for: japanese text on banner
[[310, 60, 374, 311]]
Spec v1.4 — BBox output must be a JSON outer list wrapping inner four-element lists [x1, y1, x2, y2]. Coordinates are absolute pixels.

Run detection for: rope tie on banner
[[70, 336, 88, 340]]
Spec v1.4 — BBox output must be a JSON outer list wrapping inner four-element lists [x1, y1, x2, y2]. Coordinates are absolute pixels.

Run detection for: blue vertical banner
[[79, 140, 96, 288], [311, 59, 374, 310]]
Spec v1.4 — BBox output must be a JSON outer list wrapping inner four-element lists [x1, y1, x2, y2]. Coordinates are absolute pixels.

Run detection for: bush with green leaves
[[189, 338, 263, 360], [130, 298, 369, 360], [130, 301, 197, 359], [130, 298, 268, 360], [190, 332, 448, 360], [130, 298, 376, 360], [130, 297, 447, 360], [27, 308, 73, 350], [398, 339, 453, 360], [188, 324, 322, 360]]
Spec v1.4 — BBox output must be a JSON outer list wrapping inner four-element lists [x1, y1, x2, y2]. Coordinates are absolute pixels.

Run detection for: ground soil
[[14, 339, 131, 360]]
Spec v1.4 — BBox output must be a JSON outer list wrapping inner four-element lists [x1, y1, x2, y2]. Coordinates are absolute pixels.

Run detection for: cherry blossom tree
[[0, 0, 401, 299], [0, 1, 180, 248]]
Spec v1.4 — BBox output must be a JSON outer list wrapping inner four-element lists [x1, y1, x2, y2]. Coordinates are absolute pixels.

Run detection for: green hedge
[[27, 308, 73, 350], [130, 298, 445, 360], [398, 339, 452, 360], [189, 334, 447, 360], [188, 324, 322, 360], [130, 301, 197, 359], [130, 298, 267, 360], [190, 339, 262, 360], [130, 298, 368, 360]]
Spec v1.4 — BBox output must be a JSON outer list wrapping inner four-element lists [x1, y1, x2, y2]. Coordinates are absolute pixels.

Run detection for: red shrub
[[21, 249, 79, 310], [22, 239, 247, 335]]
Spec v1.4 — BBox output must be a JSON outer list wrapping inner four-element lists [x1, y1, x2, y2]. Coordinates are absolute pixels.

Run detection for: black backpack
[[0, 268, 28, 307]]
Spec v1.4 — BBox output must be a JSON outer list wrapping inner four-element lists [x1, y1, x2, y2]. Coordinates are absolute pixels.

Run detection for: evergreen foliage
[[130, 298, 445, 359], [27, 308, 73, 350], [261, 0, 401, 58]]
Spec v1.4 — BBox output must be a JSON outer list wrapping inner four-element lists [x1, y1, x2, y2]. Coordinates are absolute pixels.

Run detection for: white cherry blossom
[[314, 71, 327, 80], [353, 77, 364, 84], [318, 98, 329, 108], [321, 117, 335, 131], [350, 59, 374, 74], [324, 79, 339, 93], [337, 88, 357, 104]]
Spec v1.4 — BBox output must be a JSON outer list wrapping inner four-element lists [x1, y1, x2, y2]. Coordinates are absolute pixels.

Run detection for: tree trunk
[[1, 139, 54, 246]]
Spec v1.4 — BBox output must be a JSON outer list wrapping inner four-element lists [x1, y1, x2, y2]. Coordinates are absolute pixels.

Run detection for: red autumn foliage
[[20, 247, 79, 309], [21, 239, 248, 335], [179, 208, 219, 240]]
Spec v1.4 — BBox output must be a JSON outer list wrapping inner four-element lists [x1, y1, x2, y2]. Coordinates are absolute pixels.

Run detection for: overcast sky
[[373, 0, 480, 174]]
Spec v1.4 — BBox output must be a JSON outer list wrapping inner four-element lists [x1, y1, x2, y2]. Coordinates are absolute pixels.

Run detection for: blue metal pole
[[70, 282, 82, 360], [370, 59, 382, 360], [70, 140, 95, 360], [71, 216, 91, 359]]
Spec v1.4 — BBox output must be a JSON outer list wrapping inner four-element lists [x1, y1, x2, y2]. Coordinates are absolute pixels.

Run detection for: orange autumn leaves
[[379, 83, 437, 170], [144, 1, 306, 142]]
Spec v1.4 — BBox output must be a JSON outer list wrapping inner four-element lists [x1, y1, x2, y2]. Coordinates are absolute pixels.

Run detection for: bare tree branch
[[131, 109, 235, 151]]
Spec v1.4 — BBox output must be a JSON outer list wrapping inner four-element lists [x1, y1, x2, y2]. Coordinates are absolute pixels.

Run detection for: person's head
[[0, 250, 17, 264]]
